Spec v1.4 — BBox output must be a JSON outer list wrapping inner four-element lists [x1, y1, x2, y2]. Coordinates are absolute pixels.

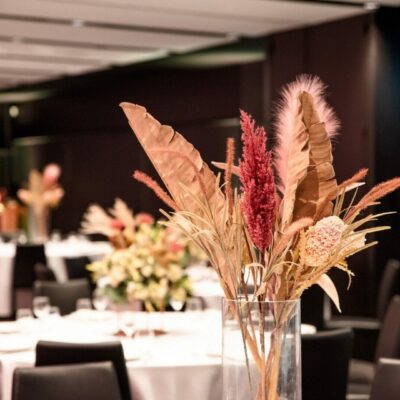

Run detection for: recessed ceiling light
[[9, 105, 19, 119], [71, 19, 85, 28], [364, 2, 379, 10]]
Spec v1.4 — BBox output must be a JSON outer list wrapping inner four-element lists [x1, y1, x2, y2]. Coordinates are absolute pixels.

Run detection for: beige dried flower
[[300, 216, 346, 267]]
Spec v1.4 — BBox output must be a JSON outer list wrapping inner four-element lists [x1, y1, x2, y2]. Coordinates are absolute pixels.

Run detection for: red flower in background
[[135, 212, 155, 225], [169, 242, 185, 253], [239, 111, 276, 253], [110, 219, 124, 230], [43, 164, 61, 189]]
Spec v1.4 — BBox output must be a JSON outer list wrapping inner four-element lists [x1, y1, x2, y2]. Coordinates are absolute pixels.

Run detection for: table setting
[[0, 237, 112, 317], [0, 308, 224, 400]]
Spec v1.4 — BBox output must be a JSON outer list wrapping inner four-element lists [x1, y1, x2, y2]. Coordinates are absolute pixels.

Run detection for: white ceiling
[[0, 0, 370, 90], [326, 0, 400, 4]]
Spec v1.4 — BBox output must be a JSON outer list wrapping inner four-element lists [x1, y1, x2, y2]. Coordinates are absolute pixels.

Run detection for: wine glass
[[33, 296, 50, 320], [92, 289, 109, 312], [135, 324, 155, 359], [186, 297, 203, 312], [119, 311, 136, 338], [170, 298, 184, 312], [76, 298, 92, 311], [16, 308, 34, 332], [48, 306, 61, 320]]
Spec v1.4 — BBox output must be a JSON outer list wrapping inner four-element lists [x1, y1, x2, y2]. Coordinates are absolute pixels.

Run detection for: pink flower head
[[170, 242, 185, 253], [110, 219, 124, 230], [239, 110, 276, 252], [43, 164, 61, 189], [135, 212, 155, 225]]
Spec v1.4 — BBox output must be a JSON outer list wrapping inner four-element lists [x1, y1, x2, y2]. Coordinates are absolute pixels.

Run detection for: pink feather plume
[[274, 75, 340, 196]]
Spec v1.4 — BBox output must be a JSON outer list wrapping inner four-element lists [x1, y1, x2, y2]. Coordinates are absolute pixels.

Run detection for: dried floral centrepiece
[[120, 75, 400, 399], [81, 199, 201, 311]]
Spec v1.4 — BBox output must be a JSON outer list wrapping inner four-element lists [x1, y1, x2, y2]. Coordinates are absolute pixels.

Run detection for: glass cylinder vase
[[28, 206, 50, 243], [222, 298, 301, 400]]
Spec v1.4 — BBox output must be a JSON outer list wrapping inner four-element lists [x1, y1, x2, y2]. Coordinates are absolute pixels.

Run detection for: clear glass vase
[[222, 298, 301, 400]]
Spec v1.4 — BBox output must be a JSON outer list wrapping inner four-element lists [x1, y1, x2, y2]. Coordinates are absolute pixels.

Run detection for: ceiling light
[[364, 2, 379, 10], [8, 105, 19, 118], [71, 19, 85, 28]]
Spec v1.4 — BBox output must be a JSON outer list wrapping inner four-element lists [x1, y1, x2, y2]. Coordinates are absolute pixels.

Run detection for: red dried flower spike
[[239, 110, 276, 253]]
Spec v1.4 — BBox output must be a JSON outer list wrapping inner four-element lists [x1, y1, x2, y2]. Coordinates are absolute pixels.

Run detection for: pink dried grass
[[133, 170, 178, 211], [225, 138, 235, 216], [347, 177, 400, 219]]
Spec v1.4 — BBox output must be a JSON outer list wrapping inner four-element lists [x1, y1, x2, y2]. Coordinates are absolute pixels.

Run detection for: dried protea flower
[[300, 216, 345, 267]]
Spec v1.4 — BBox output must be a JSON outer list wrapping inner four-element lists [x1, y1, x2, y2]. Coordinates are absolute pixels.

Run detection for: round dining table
[[0, 311, 223, 400], [0, 310, 316, 400]]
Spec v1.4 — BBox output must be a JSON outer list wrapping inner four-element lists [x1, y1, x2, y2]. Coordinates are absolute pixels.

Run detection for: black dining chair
[[35, 341, 132, 400], [348, 295, 400, 396], [64, 256, 92, 280], [33, 279, 91, 315], [34, 263, 57, 281], [302, 328, 353, 400], [12, 361, 121, 400], [325, 259, 400, 360], [12, 244, 46, 312], [369, 358, 400, 400]]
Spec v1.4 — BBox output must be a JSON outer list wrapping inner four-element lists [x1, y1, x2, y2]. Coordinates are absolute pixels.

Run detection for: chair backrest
[[375, 295, 400, 361], [33, 279, 91, 315], [302, 328, 353, 400], [12, 361, 121, 400], [64, 256, 92, 280], [34, 263, 56, 281], [36, 341, 131, 400], [301, 285, 326, 330], [370, 358, 400, 400], [376, 259, 400, 320], [13, 244, 46, 288]]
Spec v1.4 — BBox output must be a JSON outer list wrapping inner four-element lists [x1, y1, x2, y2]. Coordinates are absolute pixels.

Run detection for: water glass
[[16, 308, 34, 332], [92, 289, 109, 312], [119, 311, 136, 338], [135, 325, 155, 358], [48, 306, 61, 319], [186, 297, 203, 312], [76, 298, 92, 311], [33, 296, 50, 320], [170, 299, 184, 312]]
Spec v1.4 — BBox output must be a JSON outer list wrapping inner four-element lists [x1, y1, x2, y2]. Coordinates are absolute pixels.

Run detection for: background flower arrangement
[[120, 74, 400, 400], [17, 163, 64, 242], [81, 199, 195, 311]]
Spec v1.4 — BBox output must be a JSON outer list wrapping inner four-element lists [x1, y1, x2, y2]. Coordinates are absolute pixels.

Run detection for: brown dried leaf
[[120, 103, 225, 216], [293, 92, 337, 221], [279, 98, 310, 230]]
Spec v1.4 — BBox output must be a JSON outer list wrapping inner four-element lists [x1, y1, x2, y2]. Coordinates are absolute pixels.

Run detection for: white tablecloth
[[0, 311, 223, 400], [0, 311, 315, 400], [0, 241, 112, 317]]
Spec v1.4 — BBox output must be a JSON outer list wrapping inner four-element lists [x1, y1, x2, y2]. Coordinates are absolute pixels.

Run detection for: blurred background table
[[0, 311, 222, 400], [0, 238, 112, 317]]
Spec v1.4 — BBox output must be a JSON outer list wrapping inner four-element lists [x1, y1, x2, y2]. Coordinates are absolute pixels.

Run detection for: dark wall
[[374, 8, 400, 284], [265, 14, 377, 315], [8, 63, 264, 232]]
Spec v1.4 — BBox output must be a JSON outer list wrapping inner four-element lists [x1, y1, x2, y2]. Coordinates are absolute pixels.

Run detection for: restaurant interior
[[0, 1, 400, 400]]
